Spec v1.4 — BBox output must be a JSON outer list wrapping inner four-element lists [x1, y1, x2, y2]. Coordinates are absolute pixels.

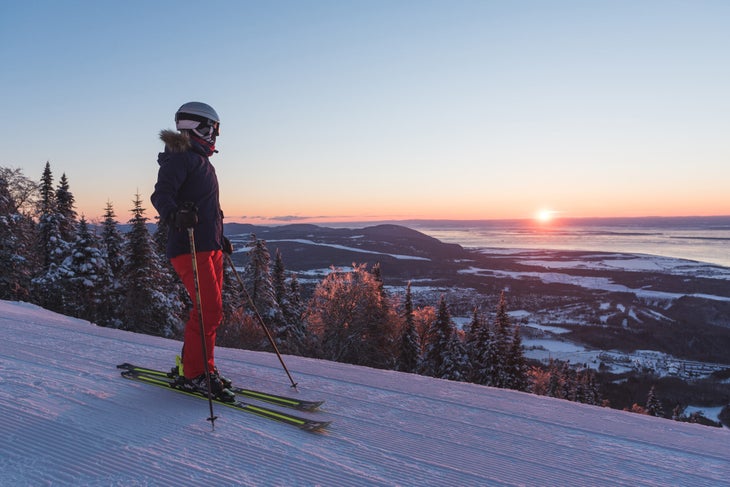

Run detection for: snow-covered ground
[[460, 266, 730, 303], [2, 300, 729, 486]]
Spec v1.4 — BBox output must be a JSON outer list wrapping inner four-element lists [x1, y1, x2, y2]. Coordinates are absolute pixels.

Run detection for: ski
[[116, 363, 323, 411], [119, 369, 330, 431]]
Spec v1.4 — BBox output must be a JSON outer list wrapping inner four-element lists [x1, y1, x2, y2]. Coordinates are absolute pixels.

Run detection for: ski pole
[[188, 227, 218, 428], [224, 252, 299, 390]]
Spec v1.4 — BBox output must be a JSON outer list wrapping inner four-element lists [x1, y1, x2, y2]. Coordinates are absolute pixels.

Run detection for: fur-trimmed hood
[[159, 129, 192, 153]]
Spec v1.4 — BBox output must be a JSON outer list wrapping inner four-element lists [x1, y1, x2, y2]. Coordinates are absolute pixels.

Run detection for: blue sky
[[2, 1, 729, 223]]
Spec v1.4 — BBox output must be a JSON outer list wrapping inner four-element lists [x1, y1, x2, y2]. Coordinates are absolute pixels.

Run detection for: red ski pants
[[171, 250, 224, 379]]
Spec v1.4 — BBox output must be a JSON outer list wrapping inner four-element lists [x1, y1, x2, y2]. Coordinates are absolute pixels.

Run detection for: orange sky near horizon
[[3, 2, 729, 228]]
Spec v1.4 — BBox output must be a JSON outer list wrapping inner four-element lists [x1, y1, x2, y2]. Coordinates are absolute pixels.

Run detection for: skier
[[151, 101, 234, 402]]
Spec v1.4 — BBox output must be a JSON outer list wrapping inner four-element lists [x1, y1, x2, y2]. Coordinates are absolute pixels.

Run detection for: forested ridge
[[2, 163, 721, 426]]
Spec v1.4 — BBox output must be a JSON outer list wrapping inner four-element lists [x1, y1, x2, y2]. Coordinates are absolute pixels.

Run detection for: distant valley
[[225, 223, 730, 374]]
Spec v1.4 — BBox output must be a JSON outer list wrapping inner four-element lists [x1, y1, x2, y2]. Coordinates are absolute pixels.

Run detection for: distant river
[[402, 216, 730, 268]]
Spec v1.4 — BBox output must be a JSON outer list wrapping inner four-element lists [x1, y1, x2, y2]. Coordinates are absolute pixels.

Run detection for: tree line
[[2, 163, 595, 405]]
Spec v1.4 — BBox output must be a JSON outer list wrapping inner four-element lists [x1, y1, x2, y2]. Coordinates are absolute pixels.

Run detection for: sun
[[535, 208, 556, 224]]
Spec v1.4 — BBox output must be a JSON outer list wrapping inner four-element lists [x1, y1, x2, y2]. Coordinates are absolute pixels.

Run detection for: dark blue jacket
[[151, 130, 224, 259]]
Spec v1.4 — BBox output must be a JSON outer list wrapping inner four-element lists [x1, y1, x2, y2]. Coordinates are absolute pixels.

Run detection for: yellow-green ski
[[117, 363, 324, 411], [119, 367, 330, 432]]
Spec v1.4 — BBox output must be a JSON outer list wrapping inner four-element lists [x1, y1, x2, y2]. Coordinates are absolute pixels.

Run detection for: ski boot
[[190, 373, 236, 403]]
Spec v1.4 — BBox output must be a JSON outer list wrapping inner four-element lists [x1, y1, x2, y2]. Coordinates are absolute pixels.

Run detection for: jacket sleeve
[[151, 154, 188, 222]]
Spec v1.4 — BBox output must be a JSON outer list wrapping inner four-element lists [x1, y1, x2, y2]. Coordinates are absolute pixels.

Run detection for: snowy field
[[1, 300, 729, 486]]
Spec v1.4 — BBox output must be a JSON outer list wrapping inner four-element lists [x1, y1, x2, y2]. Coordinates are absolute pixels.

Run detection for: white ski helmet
[[175, 102, 220, 141]]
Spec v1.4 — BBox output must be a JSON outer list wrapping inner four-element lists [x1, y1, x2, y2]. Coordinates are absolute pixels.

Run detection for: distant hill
[[225, 223, 468, 273]]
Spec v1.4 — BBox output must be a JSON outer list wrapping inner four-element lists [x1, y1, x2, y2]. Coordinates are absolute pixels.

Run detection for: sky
[[1, 0, 729, 224]]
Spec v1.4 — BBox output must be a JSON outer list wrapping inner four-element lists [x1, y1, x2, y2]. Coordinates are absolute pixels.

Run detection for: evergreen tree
[[422, 296, 466, 381], [507, 324, 528, 391], [271, 249, 307, 355], [153, 214, 188, 321], [546, 359, 561, 398], [371, 262, 386, 299], [646, 385, 664, 418], [218, 256, 246, 348], [61, 216, 114, 324], [32, 163, 70, 312], [580, 368, 601, 405], [559, 361, 575, 400], [573, 365, 587, 403], [444, 329, 469, 382], [100, 201, 125, 276], [152, 215, 169, 257], [491, 291, 513, 388], [464, 307, 481, 382], [466, 308, 495, 385], [0, 168, 37, 300], [36, 162, 65, 270], [244, 235, 280, 349], [287, 273, 305, 324], [39, 162, 54, 214], [245, 234, 278, 319], [272, 249, 287, 308], [287, 272, 310, 354], [672, 404, 687, 422], [368, 265, 397, 369], [55, 173, 77, 243], [119, 193, 183, 337], [397, 282, 421, 373], [464, 307, 480, 350]]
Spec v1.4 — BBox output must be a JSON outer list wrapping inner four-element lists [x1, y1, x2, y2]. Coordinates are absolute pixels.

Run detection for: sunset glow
[[535, 209, 556, 224], [2, 2, 729, 224]]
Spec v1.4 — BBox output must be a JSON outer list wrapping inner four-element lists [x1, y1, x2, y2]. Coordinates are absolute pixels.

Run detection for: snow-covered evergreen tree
[[559, 361, 575, 400], [32, 163, 71, 312], [0, 168, 37, 300], [243, 235, 280, 350], [119, 193, 183, 337], [397, 282, 421, 373], [465, 308, 495, 385], [287, 273, 305, 324], [422, 296, 467, 381], [244, 235, 278, 319], [55, 173, 77, 243], [507, 324, 528, 391], [271, 249, 307, 355], [367, 263, 398, 369], [580, 367, 601, 406], [100, 201, 125, 277], [61, 216, 114, 324], [272, 248, 287, 309], [491, 291, 513, 388], [646, 385, 664, 418], [288, 273, 312, 354], [546, 359, 562, 398], [152, 216, 188, 320], [36, 162, 66, 271], [218, 256, 246, 349]]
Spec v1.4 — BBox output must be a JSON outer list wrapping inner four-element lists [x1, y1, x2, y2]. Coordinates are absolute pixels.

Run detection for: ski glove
[[174, 202, 198, 229], [222, 236, 233, 255]]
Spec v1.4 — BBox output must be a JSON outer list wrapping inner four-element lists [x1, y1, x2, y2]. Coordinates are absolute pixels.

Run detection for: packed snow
[[267, 239, 431, 261], [1, 300, 729, 486]]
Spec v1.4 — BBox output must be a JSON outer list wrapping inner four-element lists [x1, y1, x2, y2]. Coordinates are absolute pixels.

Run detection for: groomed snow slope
[[1, 300, 728, 486]]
